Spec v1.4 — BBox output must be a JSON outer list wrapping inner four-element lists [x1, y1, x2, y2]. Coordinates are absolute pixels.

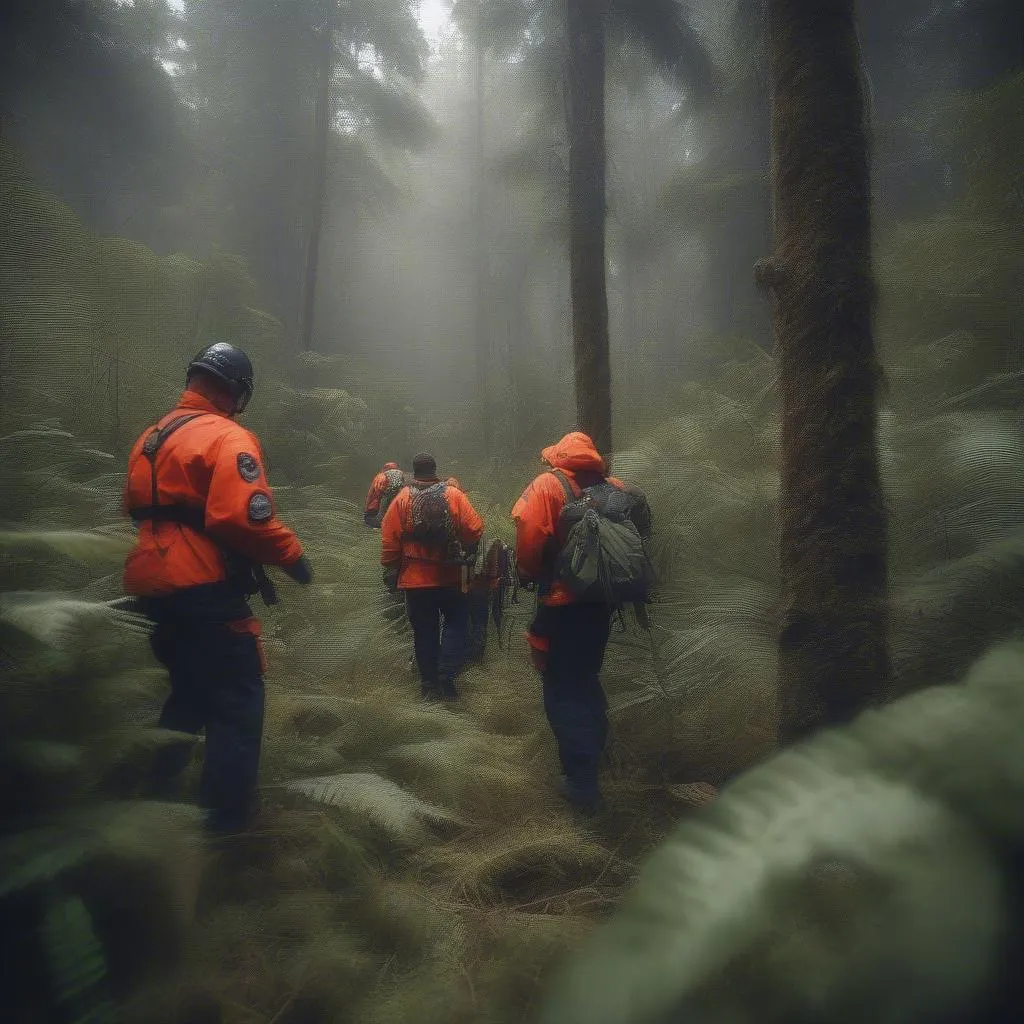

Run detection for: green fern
[[40, 885, 117, 1024], [539, 640, 1024, 1024], [0, 530, 129, 563], [286, 772, 463, 846]]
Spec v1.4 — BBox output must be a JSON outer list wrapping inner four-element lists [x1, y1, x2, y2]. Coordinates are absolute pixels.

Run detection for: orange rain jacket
[[364, 462, 403, 520], [123, 391, 304, 615], [380, 478, 484, 589], [511, 431, 630, 611]]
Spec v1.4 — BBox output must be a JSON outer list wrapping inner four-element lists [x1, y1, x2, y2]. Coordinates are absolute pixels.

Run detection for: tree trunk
[[299, 20, 332, 353], [473, 1, 491, 455], [565, 0, 612, 455], [759, 0, 891, 745]]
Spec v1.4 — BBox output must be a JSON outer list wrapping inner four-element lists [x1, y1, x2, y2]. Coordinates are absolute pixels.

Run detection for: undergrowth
[[3, 72, 1023, 1021]]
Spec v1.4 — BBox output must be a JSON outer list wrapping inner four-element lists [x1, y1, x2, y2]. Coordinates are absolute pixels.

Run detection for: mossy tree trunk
[[565, 0, 612, 455], [758, 0, 891, 744]]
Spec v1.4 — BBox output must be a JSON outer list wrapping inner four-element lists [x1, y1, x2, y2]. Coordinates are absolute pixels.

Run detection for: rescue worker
[[364, 461, 407, 528], [122, 341, 313, 835], [381, 452, 483, 700], [511, 431, 652, 813]]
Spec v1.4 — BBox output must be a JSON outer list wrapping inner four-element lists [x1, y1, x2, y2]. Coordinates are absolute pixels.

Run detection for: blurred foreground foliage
[[1, 70, 1023, 1024]]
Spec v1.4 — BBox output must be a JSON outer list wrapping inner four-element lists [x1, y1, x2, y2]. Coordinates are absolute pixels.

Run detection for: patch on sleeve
[[237, 452, 262, 483], [247, 492, 273, 523]]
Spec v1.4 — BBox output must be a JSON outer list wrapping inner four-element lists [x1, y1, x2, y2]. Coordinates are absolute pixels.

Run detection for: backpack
[[465, 538, 519, 660], [551, 471, 655, 607], [376, 468, 406, 526], [406, 482, 461, 557]]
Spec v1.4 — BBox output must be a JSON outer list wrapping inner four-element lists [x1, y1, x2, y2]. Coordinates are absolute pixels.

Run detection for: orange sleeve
[[511, 474, 563, 579], [365, 472, 386, 515], [380, 489, 406, 567], [454, 490, 484, 548], [203, 427, 304, 567]]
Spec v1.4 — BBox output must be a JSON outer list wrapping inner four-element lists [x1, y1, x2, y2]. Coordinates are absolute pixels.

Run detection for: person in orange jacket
[[364, 461, 408, 528], [381, 452, 483, 700], [122, 341, 313, 835], [511, 431, 652, 812]]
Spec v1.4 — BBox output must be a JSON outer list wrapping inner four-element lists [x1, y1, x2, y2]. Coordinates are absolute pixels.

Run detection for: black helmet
[[186, 342, 255, 413]]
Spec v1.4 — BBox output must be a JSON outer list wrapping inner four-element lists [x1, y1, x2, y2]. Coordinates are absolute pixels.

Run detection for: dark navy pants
[[147, 618, 265, 834], [534, 602, 613, 802], [405, 587, 468, 695]]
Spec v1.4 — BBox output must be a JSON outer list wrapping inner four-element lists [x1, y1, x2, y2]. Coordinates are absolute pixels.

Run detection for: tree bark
[[761, 0, 891, 745], [299, 20, 333, 353], [565, 0, 612, 455], [473, 0, 491, 455]]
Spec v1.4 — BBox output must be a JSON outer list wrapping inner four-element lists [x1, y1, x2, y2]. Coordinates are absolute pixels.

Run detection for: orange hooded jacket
[[364, 462, 403, 520], [122, 391, 304, 608], [380, 478, 483, 589], [511, 431, 627, 610]]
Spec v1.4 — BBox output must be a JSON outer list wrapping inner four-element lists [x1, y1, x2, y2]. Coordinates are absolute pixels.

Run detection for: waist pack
[[551, 470, 655, 606]]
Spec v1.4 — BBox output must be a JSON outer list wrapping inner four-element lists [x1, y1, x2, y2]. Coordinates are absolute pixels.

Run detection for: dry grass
[[140, 596, 706, 1024]]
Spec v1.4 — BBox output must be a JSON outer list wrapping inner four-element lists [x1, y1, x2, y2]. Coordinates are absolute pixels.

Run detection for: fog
[[2, 0, 1018, 470], [1, 1, 1023, 1021]]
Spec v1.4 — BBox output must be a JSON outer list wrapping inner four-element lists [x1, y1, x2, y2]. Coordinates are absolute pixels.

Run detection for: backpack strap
[[132, 412, 278, 607], [140, 413, 209, 509], [551, 469, 581, 502]]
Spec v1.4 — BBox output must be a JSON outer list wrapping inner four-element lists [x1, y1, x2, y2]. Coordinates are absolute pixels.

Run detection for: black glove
[[284, 555, 313, 585], [383, 566, 400, 592]]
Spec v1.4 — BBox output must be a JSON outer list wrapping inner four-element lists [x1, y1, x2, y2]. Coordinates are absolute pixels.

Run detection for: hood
[[540, 432, 607, 474]]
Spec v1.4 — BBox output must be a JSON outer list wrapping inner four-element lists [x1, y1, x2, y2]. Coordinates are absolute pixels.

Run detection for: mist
[[2, 1, 1023, 1022]]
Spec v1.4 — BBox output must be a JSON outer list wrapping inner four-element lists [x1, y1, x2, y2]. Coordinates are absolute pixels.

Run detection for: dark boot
[[557, 775, 604, 814]]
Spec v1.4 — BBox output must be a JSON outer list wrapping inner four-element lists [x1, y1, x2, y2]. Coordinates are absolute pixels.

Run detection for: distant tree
[[0, 0, 191, 237], [179, 0, 433, 340], [462, 0, 714, 454], [299, 16, 335, 353], [472, 0, 492, 456], [756, 0, 891, 744]]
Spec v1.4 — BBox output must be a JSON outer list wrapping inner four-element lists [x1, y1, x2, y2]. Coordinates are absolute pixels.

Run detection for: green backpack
[[551, 471, 655, 606]]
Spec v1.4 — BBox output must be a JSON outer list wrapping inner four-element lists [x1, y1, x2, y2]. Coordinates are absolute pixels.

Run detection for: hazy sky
[[417, 0, 453, 46], [162, 0, 453, 46]]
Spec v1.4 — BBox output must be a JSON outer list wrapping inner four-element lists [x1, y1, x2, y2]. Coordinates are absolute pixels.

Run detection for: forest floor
[[145, 596, 717, 1024]]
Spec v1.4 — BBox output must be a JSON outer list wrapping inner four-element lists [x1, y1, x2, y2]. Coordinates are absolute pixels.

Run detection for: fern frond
[[41, 885, 116, 1024], [539, 640, 1024, 1024], [0, 594, 151, 646], [286, 772, 463, 845], [0, 530, 130, 563]]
